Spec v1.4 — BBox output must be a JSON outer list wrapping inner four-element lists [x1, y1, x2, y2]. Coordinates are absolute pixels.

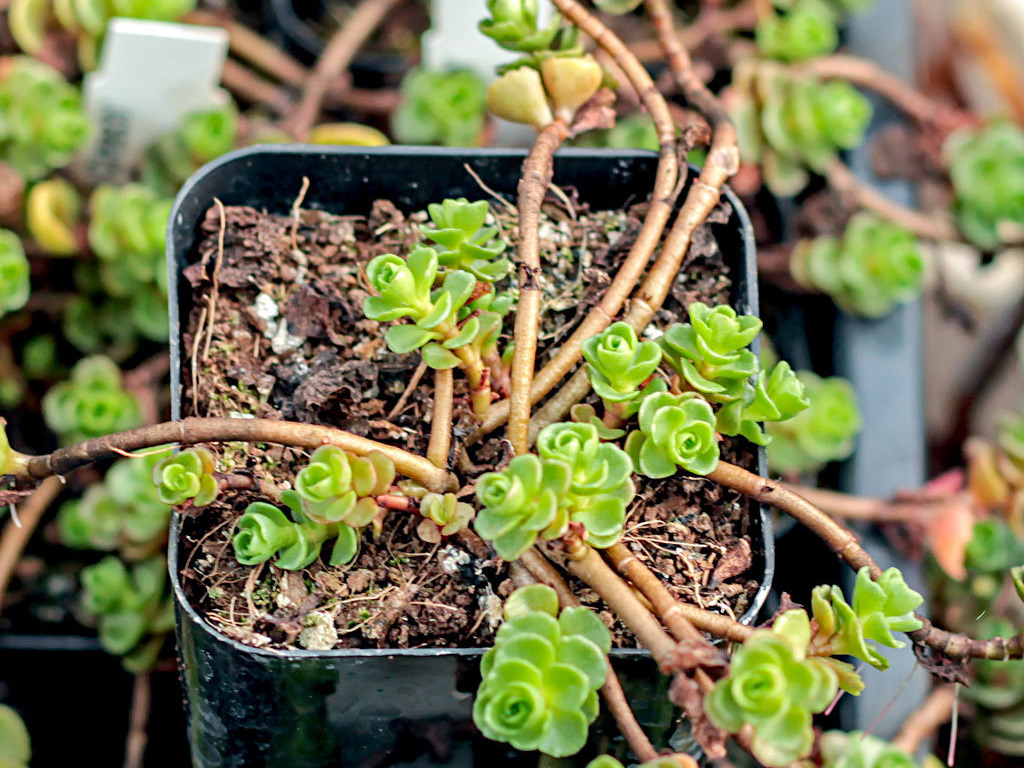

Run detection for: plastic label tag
[[79, 18, 229, 184]]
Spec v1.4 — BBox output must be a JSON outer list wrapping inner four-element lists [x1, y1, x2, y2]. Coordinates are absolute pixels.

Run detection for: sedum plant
[[810, 566, 924, 669], [706, 609, 841, 767], [582, 321, 663, 416], [59, 447, 173, 557], [766, 371, 861, 475], [80, 554, 175, 671], [142, 102, 239, 195], [732, 67, 872, 195], [475, 422, 634, 559], [587, 758, 680, 768], [790, 212, 925, 317], [474, 584, 610, 757], [293, 446, 393, 526], [391, 68, 488, 147], [0, 704, 31, 768], [0, 57, 91, 180], [417, 492, 475, 543], [363, 245, 501, 413], [422, 198, 511, 282], [0, 229, 30, 317], [819, 730, 920, 768], [755, 0, 839, 62], [41, 355, 141, 443], [944, 120, 1024, 249], [234, 497, 339, 570], [625, 391, 720, 477], [153, 447, 219, 508]]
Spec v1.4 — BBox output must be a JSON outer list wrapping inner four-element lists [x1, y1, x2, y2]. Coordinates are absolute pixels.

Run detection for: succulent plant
[[417, 492, 475, 543], [0, 704, 31, 768], [475, 422, 635, 559], [586, 757, 680, 768], [475, 454, 572, 560], [42, 355, 141, 443], [88, 183, 171, 288], [233, 489, 363, 570], [944, 121, 1024, 249], [577, 112, 659, 151], [391, 68, 488, 147], [0, 57, 91, 180], [706, 609, 841, 767], [0, 228, 30, 317], [756, 0, 839, 62], [487, 54, 603, 127], [965, 519, 1022, 574], [791, 213, 925, 317], [810, 566, 923, 669], [26, 177, 82, 256], [293, 446, 393, 527], [732, 68, 872, 195], [79, 555, 175, 670], [421, 198, 510, 282], [142, 102, 238, 195], [152, 447, 219, 507], [766, 371, 861, 475], [659, 303, 761, 405], [625, 391, 720, 478], [59, 447, 173, 556], [582, 321, 663, 414], [479, 0, 563, 54], [474, 584, 610, 757], [363, 246, 501, 376], [819, 731, 918, 768], [717, 360, 810, 446]]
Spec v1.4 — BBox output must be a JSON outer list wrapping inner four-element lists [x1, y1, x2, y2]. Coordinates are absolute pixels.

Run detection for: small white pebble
[[254, 293, 279, 321], [299, 611, 339, 650]]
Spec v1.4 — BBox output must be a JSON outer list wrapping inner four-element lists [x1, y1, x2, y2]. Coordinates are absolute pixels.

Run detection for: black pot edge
[[165, 143, 774, 662]]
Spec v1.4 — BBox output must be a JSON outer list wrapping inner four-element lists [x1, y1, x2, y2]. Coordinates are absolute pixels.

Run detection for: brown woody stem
[[283, 0, 400, 140], [184, 11, 308, 85], [709, 460, 1024, 661], [474, 0, 681, 442], [427, 368, 453, 469], [8, 418, 455, 493], [507, 118, 570, 454]]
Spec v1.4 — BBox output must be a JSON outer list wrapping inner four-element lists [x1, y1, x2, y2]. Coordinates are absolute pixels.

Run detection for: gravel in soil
[[178, 188, 761, 651]]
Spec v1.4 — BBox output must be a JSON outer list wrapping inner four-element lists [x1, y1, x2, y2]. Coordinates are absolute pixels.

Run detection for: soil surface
[[178, 187, 762, 651]]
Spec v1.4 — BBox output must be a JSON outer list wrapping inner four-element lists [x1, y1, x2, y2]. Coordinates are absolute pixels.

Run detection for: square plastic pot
[[166, 145, 774, 768]]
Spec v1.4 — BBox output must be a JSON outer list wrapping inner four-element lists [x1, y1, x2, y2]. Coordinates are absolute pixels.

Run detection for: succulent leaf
[[819, 730, 918, 768], [422, 198, 510, 282], [41, 355, 142, 444], [755, 0, 839, 62], [392, 68, 488, 147], [417, 492, 475, 542], [474, 584, 609, 757], [152, 447, 218, 507], [0, 703, 31, 768], [628, 391, 720, 478], [0, 229, 30, 317], [582, 321, 662, 411], [479, 0, 562, 54]]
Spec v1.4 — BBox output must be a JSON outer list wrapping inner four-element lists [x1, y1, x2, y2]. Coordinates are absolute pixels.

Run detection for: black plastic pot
[[167, 145, 774, 767]]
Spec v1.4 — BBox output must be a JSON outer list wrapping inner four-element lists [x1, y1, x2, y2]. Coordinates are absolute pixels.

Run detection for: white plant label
[[79, 19, 229, 184]]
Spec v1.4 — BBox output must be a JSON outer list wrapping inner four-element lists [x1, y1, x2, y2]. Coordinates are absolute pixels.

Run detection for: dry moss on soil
[[177, 187, 762, 651]]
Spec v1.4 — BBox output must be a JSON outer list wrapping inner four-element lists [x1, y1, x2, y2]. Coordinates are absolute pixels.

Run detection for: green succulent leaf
[[479, 0, 563, 54], [417, 492, 475, 541], [475, 584, 609, 757], [945, 120, 1024, 249], [0, 229, 31, 318], [392, 68, 488, 147], [141, 102, 237, 195], [582, 321, 662, 409], [0, 703, 31, 768], [152, 447, 218, 507], [629, 391, 720, 478], [766, 371, 861, 475], [705, 612, 840, 767], [422, 198, 510, 282], [819, 730, 918, 768], [41, 355, 142, 444], [755, 0, 839, 62]]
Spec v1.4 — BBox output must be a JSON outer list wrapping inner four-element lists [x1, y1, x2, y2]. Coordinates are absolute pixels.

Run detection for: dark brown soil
[[177, 188, 761, 651]]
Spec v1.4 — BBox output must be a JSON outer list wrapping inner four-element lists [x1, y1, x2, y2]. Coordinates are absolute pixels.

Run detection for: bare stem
[[475, 0, 681, 442], [0, 475, 62, 616], [123, 672, 152, 768], [427, 368, 453, 469], [892, 685, 957, 754], [283, 0, 400, 140], [780, 483, 931, 522], [709, 460, 1024, 661], [8, 418, 455, 493], [507, 118, 570, 453], [826, 160, 961, 242]]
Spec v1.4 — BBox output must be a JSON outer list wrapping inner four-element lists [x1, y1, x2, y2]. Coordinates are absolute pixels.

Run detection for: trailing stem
[[4, 418, 455, 493], [525, 0, 741, 437], [708, 460, 1024, 661], [475, 0, 681, 442], [507, 118, 570, 454], [427, 368, 453, 469], [283, 0, 400, 139]]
